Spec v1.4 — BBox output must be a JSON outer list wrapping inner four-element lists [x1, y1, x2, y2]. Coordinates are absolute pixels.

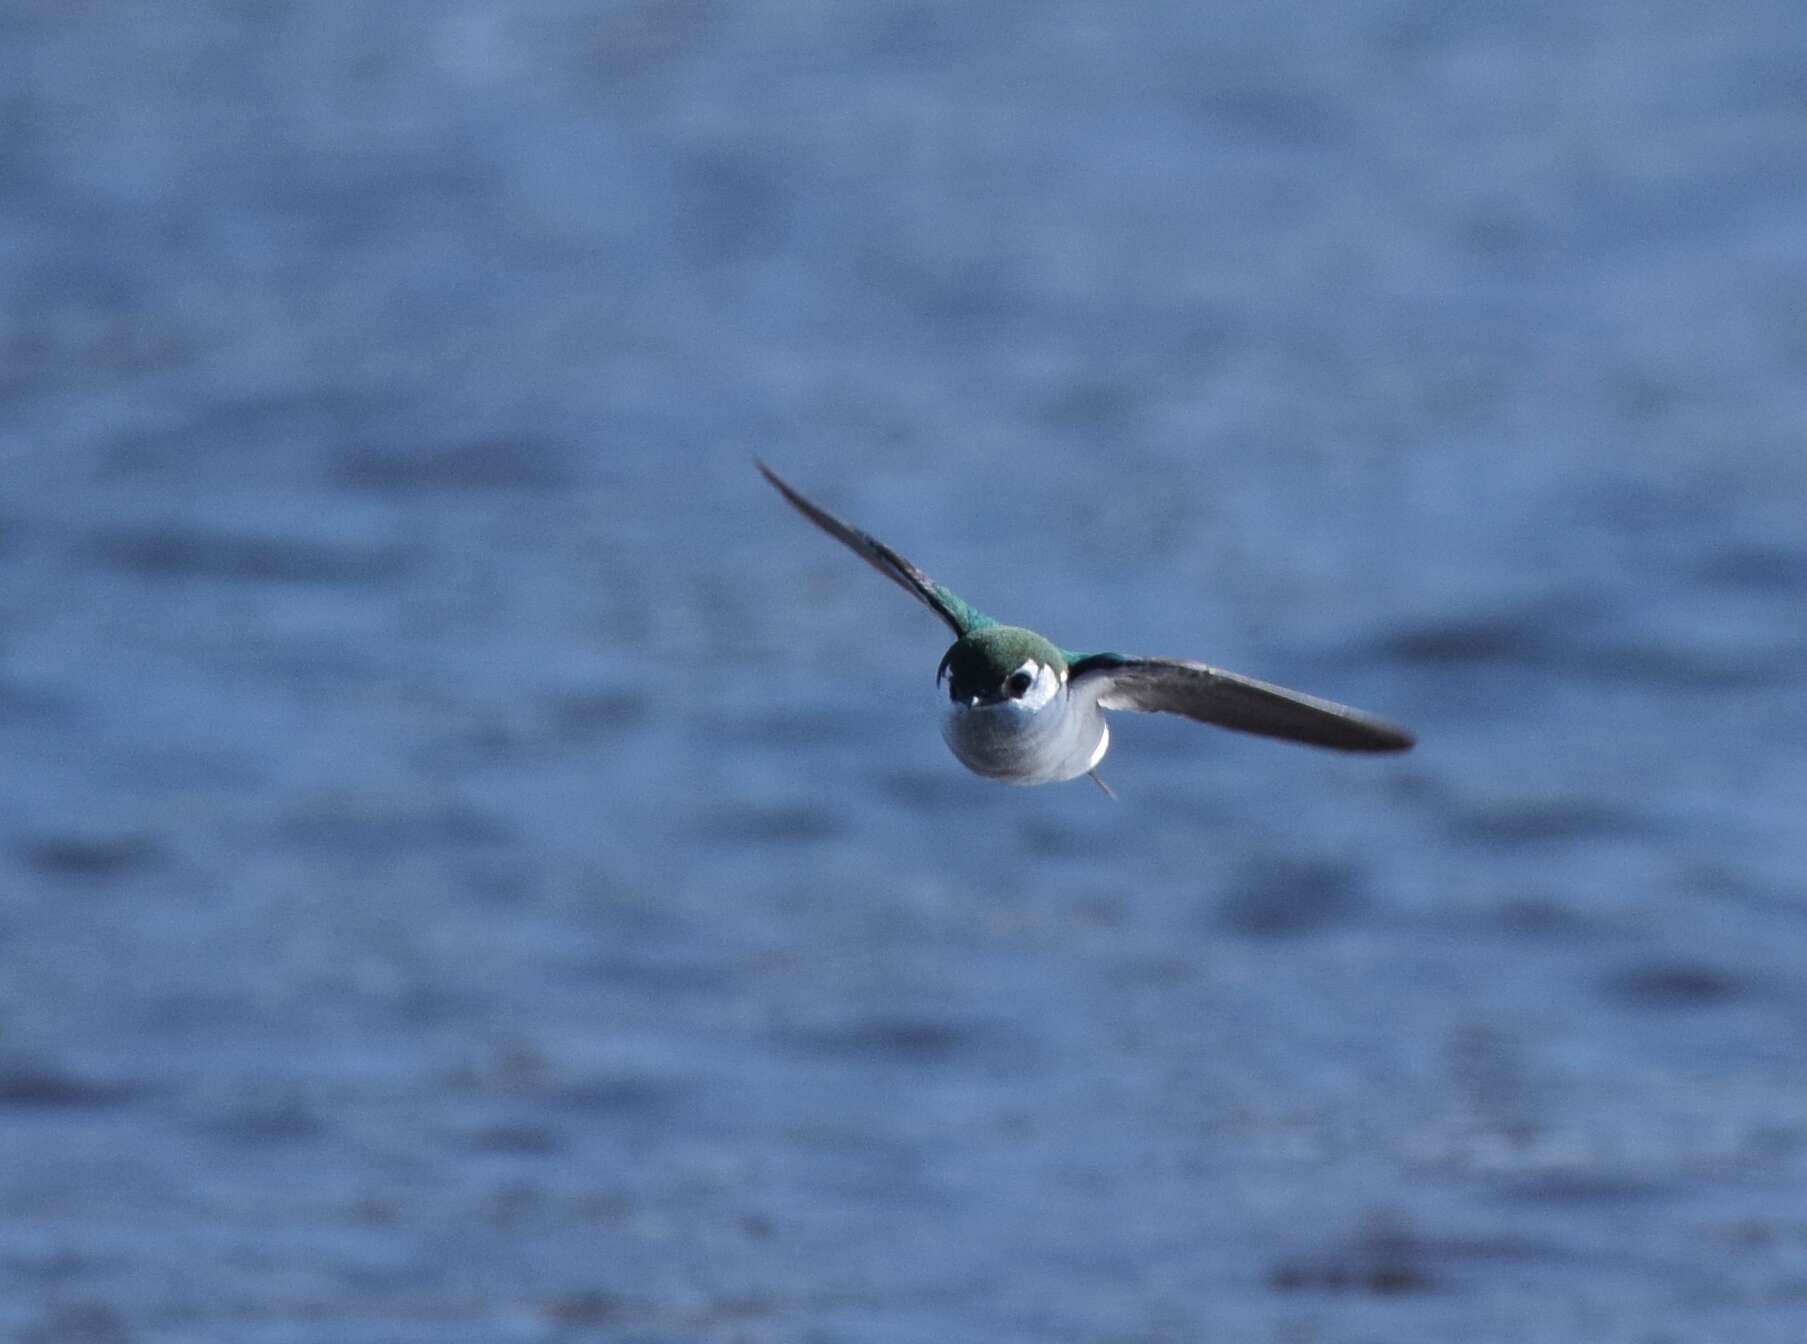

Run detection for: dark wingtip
[[1356, 721, 1416, 753], [755, 459, 815, 517]]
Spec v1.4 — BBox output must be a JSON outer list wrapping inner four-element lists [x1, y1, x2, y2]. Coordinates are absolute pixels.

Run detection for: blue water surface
[[2, 4, 1805, 1341]]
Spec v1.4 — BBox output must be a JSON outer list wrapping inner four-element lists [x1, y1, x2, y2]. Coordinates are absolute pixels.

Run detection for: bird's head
[[936, 626, 1067, 711]]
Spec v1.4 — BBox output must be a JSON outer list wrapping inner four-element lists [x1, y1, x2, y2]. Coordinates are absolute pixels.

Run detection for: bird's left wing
[[757, 460, 995, 637], [1069, 654, 1414, 754]]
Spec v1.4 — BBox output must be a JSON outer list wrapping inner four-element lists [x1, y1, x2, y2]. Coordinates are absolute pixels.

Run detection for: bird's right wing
[[757, 460, 995, 637]]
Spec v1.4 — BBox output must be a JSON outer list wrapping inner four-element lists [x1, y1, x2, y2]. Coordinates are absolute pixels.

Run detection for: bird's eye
[[1005, 670, 1034, 698]]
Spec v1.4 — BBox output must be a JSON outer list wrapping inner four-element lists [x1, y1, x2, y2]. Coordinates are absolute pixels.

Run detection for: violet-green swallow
[[758, 461, 1413, 793]]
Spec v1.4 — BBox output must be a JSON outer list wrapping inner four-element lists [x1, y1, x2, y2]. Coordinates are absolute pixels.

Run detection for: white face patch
[[1006, 659, 1061, 712]]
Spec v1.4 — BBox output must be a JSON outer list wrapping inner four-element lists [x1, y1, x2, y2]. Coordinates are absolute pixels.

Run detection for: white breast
[[939, 675, 1109, 785]]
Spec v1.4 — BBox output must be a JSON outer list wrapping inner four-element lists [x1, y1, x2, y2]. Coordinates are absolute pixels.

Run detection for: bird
[[757, 461, 1413, 794]]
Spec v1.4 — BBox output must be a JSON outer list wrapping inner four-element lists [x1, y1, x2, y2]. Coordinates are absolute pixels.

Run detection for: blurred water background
[[2, 3, 1806, 1341]]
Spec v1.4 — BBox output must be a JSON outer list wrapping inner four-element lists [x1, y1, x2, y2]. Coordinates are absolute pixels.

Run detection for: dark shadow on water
[[90, 527, 412, 586], [689, 705, 877, 749], [541, 1290, 630, 1329], [448, 1046, 691, 1125], [700, 803, 848, 845], [582, 952, 740, 996], [1268, 1209, 1434, 1297], [1374, 601, 1789, 690], [18, 833, 162, 879], [333, 438, 579, 493], [1449, 797, 1650, 846], [466, 1122, 566, 1155], [0, 1064, 140, 1109], [1604, 961, 1748, 1009], [1493, 894, 1610, 941], [1215, 856, 1366, 938], [274, 799, 518, 857], [553, 1075, 691, 1119], [545, 688, 650, 739], [1269, 1208, 1561, 1298], [0, 677, 74, 727], [875, 766, 967, 815], [1581, 643, 1786, 692], [204, 1092, 331, 1147], [21, 1302, 130, 1344], [1695, 542, 1807, 594], [1492, 1173, 1678, 1206], [781, 1014, 1033, 1069], [1015, 813, 1126, 861], [1374, 599, 1601, 669]]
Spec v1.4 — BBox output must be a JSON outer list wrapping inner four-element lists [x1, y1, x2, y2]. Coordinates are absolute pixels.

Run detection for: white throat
[[939, 661, 1109, 785], [1011, 659, 1062, 713]]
